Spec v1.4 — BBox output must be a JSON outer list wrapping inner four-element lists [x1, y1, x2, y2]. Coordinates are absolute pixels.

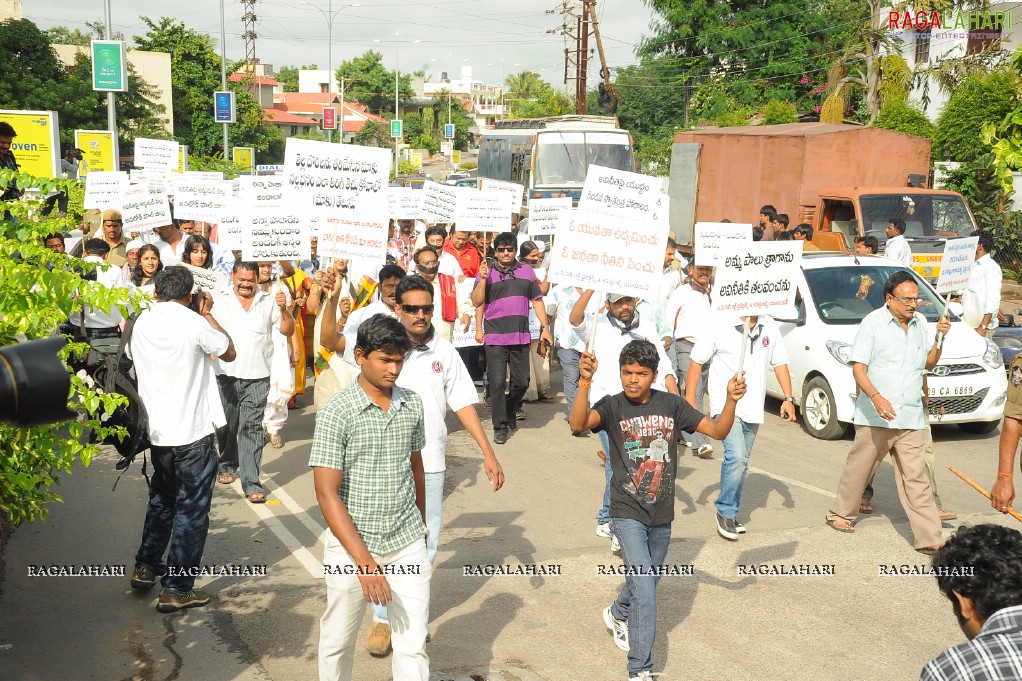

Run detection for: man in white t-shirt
[[665, 260, 714, 456], [884, 218, 912, 267], [69, 238, 130, 338], [319, 263, 405, 368], [210, 261, 295, 503], [154, 220, 187, 265], [127, 266, 236, 612], [361, 274, 506, 657], [688, 315, 797, 541], [963, 231, 1003, 336]]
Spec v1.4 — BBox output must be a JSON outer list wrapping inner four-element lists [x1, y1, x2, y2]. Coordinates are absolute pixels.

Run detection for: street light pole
[[305, 3, 359, 143], [104, 0, 119, 166], [394, 39, 399, 175], [219, 0, 229, 155]]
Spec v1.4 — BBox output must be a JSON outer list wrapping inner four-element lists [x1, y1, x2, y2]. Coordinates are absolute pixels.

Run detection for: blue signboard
[[444, 123, 455, 140], [214, 91, 236, 124]]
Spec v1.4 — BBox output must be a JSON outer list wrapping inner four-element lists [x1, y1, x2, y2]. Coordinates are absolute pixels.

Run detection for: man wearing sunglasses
[[826, 270, 950, 553], [360, 274, 506, 655], [470, 232, 554, 444]]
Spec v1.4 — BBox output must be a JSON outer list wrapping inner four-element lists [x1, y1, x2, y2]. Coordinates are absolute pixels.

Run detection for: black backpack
[[91, 313, 152, 480]]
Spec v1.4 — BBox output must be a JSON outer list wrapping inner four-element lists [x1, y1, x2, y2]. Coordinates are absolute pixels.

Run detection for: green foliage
[[759, 100, 798, 125], [633, 132, 673, 176], [132, 17, 284, 160], [396, 159, 419, 177], [875, 102, 935, 140], [44, 25, 93, 46], [409, 134, 437, 155], [615, 59, 689, 134], [275, 64, 316, 93], [504, 71, 574, 118], [426, 90, 474, 151], [458, 160, 477, 171], [0, 169, 138, 526], [354, 120, 394, 149], [716, 106, 756, 127], [878, 54, 912, 108], [335, 51, 413, 115], [186, 154, 248, 179], [934, 68, 1019, 163]]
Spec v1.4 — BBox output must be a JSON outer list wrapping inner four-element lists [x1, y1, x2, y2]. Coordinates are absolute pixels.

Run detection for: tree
[[875, 102, 935, 140], [44, 25, 93, 46], [0, 18, 66, 113], [511, 90, 573, 119], [760, 100, 799, 125], [276, 64, 317, 93], [428, 89, 474, 150], [132, 17, 283, 160], [614, 59, 689, 134], [934, 68, 1018, 162], [504, 71, 545, 107], [336, 51, 413, 115], [0, 169, 134, 526], [354, 120, 394, 148]]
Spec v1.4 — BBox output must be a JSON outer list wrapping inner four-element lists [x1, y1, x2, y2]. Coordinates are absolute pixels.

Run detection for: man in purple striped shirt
[[471, 232, 554, 445]]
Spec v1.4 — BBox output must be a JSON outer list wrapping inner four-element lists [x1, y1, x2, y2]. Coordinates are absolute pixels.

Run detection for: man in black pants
[[470, 231, 553, 444]]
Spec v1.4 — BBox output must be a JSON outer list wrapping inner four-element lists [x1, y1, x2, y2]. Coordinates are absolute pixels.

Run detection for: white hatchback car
[[764, 253, 1007, 440]]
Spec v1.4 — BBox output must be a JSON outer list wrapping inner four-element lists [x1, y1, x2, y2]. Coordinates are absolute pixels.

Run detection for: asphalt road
[[1, 370, 1019, 681]]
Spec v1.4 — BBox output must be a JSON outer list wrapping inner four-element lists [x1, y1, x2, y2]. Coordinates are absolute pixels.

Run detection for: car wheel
[[958, 421, 999, 435], [801, 376, 848, 440]]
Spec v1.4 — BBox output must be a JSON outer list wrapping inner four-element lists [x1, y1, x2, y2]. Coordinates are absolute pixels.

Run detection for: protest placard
[[578, 164, 669, 227], [452, 318, 481, 348], [240, 210, 312, 261], [455, 189, 512, 233], [180, 171, 224, 182], [421, 181, 467, 224], [134, 138, 180, 170], [387, 186, 425, 220], [239, 175, 285, 208], [526, 197, 572, 236], [282, 138, 389, 219], [129, 168, 170, 193], [317, 216, 389, 264], [83, 171, 129, 210], [695, 222, 753, 267], [181, 263, 227, 293], [935, 236, 979, 294], [173, 181, 232, 223], [711, 241, 803, 316], [121, 186, 172, 234], [546, 208, 669, 298], [480, 178, 524, 215], [216, 199, 244, 250]]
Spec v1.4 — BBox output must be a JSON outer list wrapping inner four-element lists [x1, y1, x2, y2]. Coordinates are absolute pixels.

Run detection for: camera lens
[[0, 337, 77, 427]]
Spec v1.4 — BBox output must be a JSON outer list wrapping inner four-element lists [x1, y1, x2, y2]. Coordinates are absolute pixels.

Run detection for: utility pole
[[104, 0, 119, 166], [576, 3, 590, 114], [220, 0, 229, 155], [339, 77, 346, 144]]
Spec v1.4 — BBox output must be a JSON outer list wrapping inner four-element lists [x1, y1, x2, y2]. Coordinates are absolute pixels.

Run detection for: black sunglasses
[[495, 246, 515, 253], [401, 304, 434, 315]]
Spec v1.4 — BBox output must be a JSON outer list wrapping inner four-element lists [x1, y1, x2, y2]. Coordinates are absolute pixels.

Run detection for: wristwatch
[[783, 396, 798, 405]]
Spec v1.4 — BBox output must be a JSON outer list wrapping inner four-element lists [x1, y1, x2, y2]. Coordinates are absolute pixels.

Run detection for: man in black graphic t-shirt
[[569, 339, 746, 681]]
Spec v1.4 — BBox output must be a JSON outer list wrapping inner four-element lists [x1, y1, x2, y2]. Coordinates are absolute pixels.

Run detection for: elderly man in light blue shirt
[[826, 270, 950, 552]]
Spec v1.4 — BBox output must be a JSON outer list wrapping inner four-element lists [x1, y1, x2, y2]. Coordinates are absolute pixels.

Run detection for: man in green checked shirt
[[310, 314, 431, 681]]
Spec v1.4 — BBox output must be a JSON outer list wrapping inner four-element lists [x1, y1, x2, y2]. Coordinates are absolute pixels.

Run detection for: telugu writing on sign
[[695, 222, 753, 267], [181, 263, 227, 293], [120, 186, 172, 234], [238, 175, 285, 208], [283, 138, 390, 219], [317, 216, 389, 264], [526, 197, 572, 236], [711, 241, 803, 316], [480, 178, 524, 215], [83, 171, 129, 210], [579, 164, 669, 227], [421, 181, 466, 224], [546, 207, 668, 299], [934, 236, 979, 294], [134, 138, 180, 170], [455, 189, 512, 233], [216, 198, 244, 250], [387, 186, 425, 220], [240, 210, 312, 262], [172, 181, 232, 223], [129, 168, 170, 193]]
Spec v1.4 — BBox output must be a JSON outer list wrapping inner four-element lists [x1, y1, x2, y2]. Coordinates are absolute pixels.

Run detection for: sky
[[24, 0, 655, 89]]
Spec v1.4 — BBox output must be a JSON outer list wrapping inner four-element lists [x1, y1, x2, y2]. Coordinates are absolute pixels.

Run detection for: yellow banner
[[232, 147, 255, 174], [0, 110, 60, 178], [74, 130, 116, 176]]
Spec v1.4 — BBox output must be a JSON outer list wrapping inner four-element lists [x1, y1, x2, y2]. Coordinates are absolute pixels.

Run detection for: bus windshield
[[533, 131, 632, 186]]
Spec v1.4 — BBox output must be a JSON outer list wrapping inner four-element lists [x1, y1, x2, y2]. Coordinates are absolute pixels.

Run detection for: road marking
[[232, 481, 324, 580], [748, 466, 834, 498]]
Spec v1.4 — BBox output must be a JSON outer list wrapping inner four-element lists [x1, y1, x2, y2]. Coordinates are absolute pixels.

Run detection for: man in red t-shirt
[[443, 227, 480, 278]]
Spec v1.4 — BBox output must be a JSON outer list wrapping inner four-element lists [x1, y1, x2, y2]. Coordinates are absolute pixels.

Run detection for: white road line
[[232, 481, 324, 580], [748, 466, 834, 498], [262, 479, 328, 540]]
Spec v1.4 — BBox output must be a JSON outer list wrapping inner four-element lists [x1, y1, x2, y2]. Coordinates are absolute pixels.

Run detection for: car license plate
[[928, 385, 974, 397]]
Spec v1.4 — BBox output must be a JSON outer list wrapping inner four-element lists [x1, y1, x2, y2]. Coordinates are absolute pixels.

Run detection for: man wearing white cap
[[122, 239, 145, 281]]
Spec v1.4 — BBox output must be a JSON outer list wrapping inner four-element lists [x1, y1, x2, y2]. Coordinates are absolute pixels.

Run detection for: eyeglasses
[[494, 246, 515, 253], [891, 295, 922, 305], [401, 304, 434, 315]]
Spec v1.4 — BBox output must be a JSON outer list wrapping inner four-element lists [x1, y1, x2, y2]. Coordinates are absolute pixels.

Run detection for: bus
[[478, 115, 635, 213]]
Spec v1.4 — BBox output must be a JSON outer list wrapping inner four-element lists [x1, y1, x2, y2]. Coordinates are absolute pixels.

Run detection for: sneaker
[[628, 672, 661, 680], [716, 514, 739, 541], [602, 606, 629, 652], [130, 563, 156, 590], [365, 622, 392, 657], [734, 520, 747, 535], [596, 522, 612, 538], [695, 444, 714, 458], [611, 535, 622, 555], [494, 428, 509, 445], [268, 432, 284, 448], [516, 404, 527, 420], [156, 589, 211, 613]]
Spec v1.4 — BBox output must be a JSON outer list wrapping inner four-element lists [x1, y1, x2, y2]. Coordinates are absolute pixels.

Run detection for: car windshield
[[803, 264, 950, 325], [859, 194, 974, 240]]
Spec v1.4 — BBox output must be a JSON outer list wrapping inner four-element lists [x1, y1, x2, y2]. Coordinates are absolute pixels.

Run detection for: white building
[[0, 0, 22, 21], [893, 3, 1022, 122], [421, 66, 507, 130]]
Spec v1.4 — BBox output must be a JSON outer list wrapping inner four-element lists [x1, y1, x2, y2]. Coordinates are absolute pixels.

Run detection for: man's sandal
[[826, 518, 855, 533]]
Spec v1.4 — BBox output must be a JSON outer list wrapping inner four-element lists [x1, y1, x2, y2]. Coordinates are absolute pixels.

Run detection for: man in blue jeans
[[128, 266, 237, 612], [687, 314, 797, 540], [570, 340, 744, 681]]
